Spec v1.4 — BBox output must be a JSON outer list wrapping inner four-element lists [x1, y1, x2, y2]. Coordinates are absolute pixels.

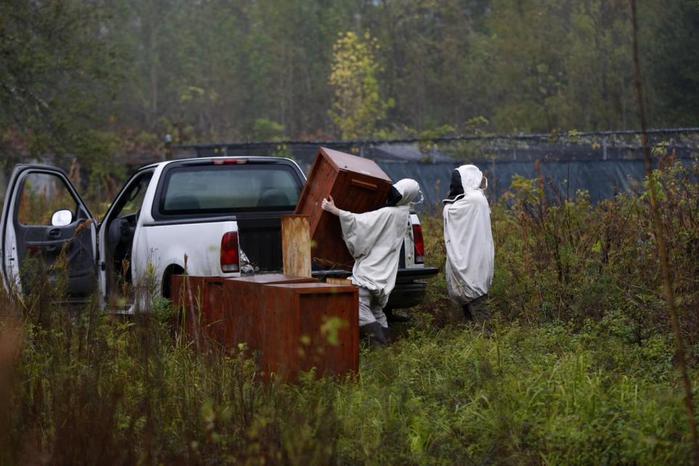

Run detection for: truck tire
[[161, 265, 185, 299]]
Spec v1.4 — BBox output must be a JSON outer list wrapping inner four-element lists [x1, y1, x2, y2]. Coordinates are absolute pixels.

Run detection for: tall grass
[[1, 301, 692, 464], [423, 161, 699, 346], [0, 162, 697, 464]]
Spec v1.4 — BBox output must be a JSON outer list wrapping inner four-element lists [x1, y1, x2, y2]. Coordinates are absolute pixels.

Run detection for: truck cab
[[1, 156, 437, 313]]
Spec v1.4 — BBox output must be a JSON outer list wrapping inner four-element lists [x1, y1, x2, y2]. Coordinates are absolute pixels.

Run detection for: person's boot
[[359, 322, 388, 347], [382, 326, 392, 344], [462, 304, 474, 322], [385, 308, 410, 323]]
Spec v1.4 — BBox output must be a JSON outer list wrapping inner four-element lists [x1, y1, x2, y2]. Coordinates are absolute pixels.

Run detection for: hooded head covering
[[392, 178, 423, 206], [444, 165, 484, 203], [457, 165, 483, 191]]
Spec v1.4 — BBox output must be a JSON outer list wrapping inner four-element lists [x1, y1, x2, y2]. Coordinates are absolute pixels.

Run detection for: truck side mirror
[[51, 209, 73, 227]]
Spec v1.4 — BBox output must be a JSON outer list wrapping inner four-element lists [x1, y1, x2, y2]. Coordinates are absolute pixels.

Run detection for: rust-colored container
[[295, 147, 392, 269], [171, 275, 359, 381], [175, 275, 226, 344], [259, 282, 359, 380], [171, 274, 315, 351], [220, 275, 317, 354]]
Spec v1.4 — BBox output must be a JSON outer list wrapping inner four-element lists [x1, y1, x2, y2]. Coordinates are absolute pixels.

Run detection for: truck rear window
[[160, 164, 302, 214]]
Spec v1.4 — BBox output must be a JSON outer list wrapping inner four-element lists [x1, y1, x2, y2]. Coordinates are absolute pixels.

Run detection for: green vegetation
[[2, 1, 696, 462], [329, 32, 392, 140], [1, 163, 697, 464], [2, 310, 691, 465], [2, 0, 698, 167]]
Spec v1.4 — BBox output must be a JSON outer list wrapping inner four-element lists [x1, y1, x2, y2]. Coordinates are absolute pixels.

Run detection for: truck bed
[[235, 211, 286, 272]]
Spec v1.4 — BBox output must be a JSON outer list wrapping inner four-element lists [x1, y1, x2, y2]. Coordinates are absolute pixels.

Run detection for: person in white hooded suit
[[322, 178, 423, 345], [443, 165, 495, 322]]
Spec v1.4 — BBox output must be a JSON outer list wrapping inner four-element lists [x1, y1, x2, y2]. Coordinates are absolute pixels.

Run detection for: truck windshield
[[160, 164, 302, 214]]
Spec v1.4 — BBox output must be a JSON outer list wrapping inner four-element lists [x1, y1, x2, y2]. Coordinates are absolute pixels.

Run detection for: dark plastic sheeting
[[288, 157, 687, 211], [4, 136, 697, 211], [376, 159, 658, 210]]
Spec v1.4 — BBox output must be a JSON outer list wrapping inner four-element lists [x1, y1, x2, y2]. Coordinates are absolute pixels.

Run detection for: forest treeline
[[1, 0, 698, 167]]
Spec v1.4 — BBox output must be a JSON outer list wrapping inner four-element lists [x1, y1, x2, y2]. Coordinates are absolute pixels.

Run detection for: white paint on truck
[[99, 161, 240, 306], [1, 156, 437, 313]]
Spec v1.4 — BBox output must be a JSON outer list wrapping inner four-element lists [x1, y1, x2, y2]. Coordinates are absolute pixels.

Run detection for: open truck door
[[1, 165, 97, 302]]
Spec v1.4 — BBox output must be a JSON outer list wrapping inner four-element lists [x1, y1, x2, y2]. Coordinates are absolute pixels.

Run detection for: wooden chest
[[295, 147, 393, 269], [170, 275, 225, 345], [171, 275, 359, 381], [259, 282, 359, 380], [170, 274, 315, 351]]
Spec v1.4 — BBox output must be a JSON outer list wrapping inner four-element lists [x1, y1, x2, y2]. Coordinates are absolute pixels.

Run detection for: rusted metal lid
[[318, 147, 392, 181], [226, 274, 316, 285]]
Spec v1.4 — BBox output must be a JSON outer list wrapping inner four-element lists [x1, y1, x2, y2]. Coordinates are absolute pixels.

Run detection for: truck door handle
[[48, 228, 61, 238]]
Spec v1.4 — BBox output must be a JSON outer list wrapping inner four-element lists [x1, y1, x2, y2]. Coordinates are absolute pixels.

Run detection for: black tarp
[[376, 158, 660, 211], [181, 134, 698, 210]]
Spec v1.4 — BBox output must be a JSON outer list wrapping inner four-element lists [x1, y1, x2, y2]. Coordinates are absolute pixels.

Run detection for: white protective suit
[[338, 179, 423, 326], [443, 165, 494, 304]]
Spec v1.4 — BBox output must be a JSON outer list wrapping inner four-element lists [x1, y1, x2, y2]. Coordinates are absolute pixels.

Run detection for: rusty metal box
[[171, 274, 315, 351], [295, 147, 392, 269], [171, 275, 359, 381], [258, 282, 359, 380]]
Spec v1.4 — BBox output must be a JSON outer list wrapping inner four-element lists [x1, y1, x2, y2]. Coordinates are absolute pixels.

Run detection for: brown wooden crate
[[171, 275, 359, 382], [295, 147, 393, 269], [171, 274, 315, 352], [170, 276, 225, 350], [260, 282, 359, 381], [316, 147, 392, 180]]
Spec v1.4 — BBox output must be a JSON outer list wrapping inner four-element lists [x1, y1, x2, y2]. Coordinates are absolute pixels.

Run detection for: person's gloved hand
[[321, 195, 341, 216]]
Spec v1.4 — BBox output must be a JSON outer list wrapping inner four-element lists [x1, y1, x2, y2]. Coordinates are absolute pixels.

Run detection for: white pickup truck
[[1, 157, 437, 311]]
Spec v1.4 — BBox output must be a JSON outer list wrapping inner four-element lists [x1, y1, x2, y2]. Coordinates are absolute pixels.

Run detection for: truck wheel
[[161, 265, 185, 299], [386, 308, 411, 323]]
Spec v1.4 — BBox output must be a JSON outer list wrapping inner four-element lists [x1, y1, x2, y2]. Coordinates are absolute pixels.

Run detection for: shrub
[[422, 162, 699, 348]]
